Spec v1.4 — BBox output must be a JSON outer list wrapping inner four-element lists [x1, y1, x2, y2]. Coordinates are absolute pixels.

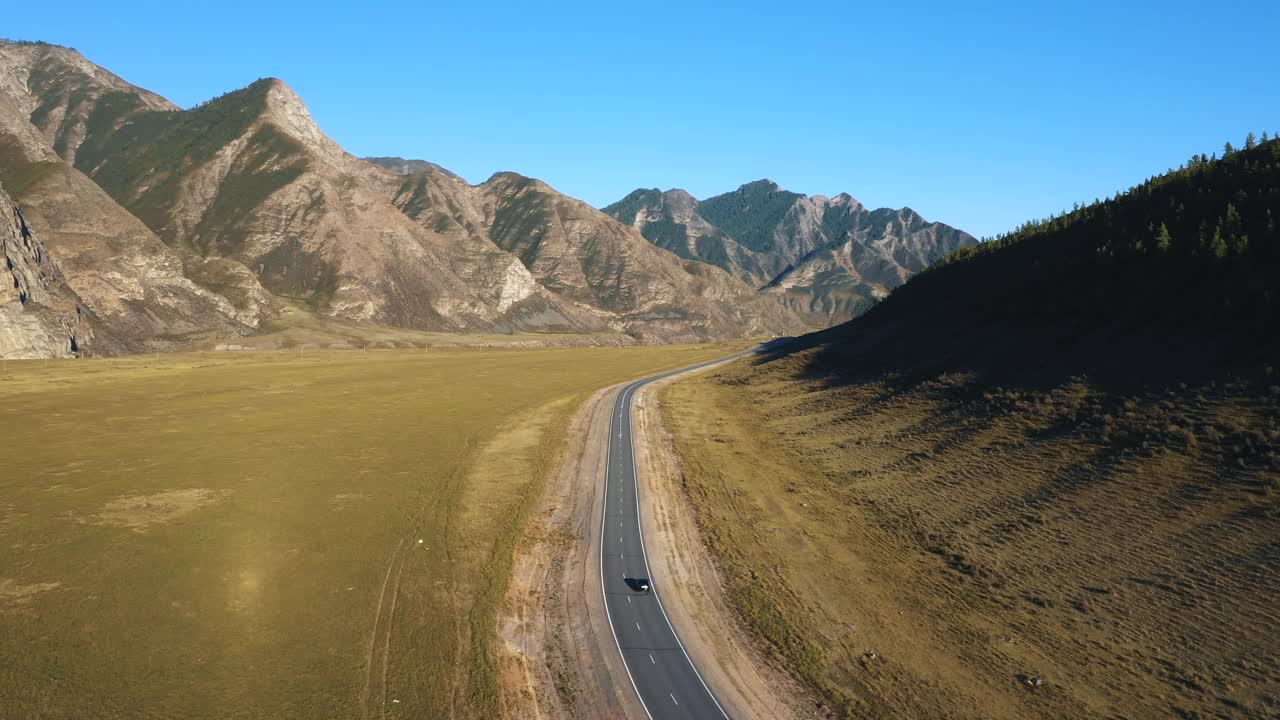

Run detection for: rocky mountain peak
[[365, 156, 466, 182], [1, 40, 177, 165], [739, 178, 781, 193], [659, 188, 700, 216], [255, 78, 348, 163], [0, 40, 177, 111], [829, 192, 862, 209], [482, 171, 564, 200]]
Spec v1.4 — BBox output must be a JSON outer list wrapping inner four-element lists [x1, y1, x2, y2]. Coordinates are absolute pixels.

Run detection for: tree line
[[881, 133, 1279, 336]]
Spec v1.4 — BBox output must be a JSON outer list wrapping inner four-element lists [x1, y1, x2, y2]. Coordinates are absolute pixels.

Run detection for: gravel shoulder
[[497, 383, 644, 719]]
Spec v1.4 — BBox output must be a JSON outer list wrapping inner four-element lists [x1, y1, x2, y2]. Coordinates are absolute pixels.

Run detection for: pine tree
[[1210, 227, 1228, 259], [1156, 223, 1172, 253], [1245, 132, 1257, 149], [1263, 131, 1271, 143], [1224, 142, 1235, 156], [1225, 204, 1244, 238]]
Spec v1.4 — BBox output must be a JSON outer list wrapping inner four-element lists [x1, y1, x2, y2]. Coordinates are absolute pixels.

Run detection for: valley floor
[[659, 353, 1280, 719], [496, 356, 812, 720], [0, 344, 741, 719]]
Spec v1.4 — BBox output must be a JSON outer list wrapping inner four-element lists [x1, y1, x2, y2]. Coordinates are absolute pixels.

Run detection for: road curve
[[599, 348, 757, 720]]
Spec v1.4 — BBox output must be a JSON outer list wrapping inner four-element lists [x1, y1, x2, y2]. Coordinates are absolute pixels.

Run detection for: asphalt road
[[599, 349, 760, 720]]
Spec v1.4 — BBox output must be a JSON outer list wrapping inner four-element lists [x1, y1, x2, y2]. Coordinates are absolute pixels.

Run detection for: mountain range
[[0, 40, 971, 356], [604, 181, 976, 324]]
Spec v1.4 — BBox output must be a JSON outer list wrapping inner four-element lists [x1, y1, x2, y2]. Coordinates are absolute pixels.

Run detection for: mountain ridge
[[0, 40, 812, 354], [604, 180, 976, 325]]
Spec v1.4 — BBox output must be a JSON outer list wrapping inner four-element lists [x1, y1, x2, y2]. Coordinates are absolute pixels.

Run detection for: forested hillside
[[916, 137, 1275, 330], [800, 135, 1279, 385]]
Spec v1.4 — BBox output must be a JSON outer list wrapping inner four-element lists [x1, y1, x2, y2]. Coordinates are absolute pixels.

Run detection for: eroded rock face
[[0, 179, 97, 358], [605, 181, 978, 326], [22, 163, 259, 341]]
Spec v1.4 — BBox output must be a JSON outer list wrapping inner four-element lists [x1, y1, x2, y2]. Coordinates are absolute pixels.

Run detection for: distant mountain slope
[[0, 40, 809, 351], [380, 168, 805, 341], [604, 187, 780, 285], [605, 180, 975, 326]]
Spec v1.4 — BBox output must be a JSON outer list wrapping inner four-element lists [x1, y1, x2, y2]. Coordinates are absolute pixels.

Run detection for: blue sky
[[7, 1, 1278, 238]]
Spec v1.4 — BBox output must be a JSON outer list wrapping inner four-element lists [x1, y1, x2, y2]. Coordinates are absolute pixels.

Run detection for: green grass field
[[0, 344, 743, 719]]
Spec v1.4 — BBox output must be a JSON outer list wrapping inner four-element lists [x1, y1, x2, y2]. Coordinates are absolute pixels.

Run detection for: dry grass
[[199, 304, 633, 351], [662, 354, 1280, 719], [89, 489, 233, 530], [0, 342, 745, 719]]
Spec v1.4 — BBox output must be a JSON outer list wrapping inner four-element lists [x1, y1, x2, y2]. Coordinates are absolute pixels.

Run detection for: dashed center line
[[602, 357, 752, 720]]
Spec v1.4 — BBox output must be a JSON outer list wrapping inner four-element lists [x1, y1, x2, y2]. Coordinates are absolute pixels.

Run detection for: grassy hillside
[[0, 343, 744, 720], [662, 139, 1279, 718]]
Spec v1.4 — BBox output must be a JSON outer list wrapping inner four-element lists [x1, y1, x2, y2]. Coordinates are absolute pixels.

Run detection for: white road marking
[[635, 622, 641, 631], [601, 385, 657, 720], [649, 653, 655, 664], [670, 693, 679, 706]]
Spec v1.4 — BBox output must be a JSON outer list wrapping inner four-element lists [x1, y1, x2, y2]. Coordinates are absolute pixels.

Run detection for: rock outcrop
[[0, 179, 100, 358]]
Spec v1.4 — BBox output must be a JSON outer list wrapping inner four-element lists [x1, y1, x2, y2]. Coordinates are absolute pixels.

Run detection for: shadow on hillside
[[751, 316, 1278, 397]]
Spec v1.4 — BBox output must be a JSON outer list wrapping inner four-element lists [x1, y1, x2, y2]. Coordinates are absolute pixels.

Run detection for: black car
[[625, 577, 651, 593]]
